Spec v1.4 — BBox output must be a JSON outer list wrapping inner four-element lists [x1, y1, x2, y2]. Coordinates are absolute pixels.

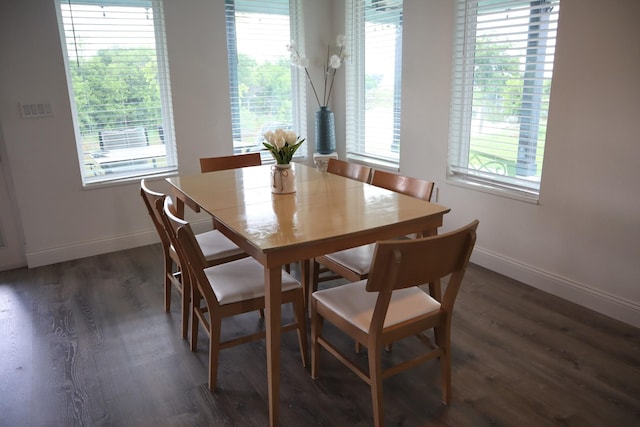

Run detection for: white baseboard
[[26, 230, 159, 268], [25, 219, 216, 268], [471, 247, 640, 329]]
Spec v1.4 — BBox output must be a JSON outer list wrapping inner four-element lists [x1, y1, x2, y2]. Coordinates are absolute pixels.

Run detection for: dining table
[[166, 162, 450, 426]]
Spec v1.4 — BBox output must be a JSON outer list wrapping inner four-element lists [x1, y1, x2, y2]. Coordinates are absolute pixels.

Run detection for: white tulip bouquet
[[262, 129, 305, 164]]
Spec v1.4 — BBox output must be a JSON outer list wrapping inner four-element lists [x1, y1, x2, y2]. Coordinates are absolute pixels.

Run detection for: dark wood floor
[[1, 244, 638, 427]]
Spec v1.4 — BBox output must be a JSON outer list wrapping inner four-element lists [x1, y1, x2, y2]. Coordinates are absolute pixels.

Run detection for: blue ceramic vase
[[315, 107, 336, 154]]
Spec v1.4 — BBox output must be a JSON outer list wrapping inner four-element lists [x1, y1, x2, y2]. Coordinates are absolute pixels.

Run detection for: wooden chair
[[199, 151, 265, 266], [326, 157, 372, 183], [309, 170, 435, 307], [310, 220, 478, 427], [140, 179, 247, 339], [201, 152, 300, 278], [298, 157, 375, 300], [199, 152, 261, 173], [163, 197, 308, 390]]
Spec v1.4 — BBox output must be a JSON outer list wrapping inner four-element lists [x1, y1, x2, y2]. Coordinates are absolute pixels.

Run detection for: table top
[[167, 163, 450, 259]]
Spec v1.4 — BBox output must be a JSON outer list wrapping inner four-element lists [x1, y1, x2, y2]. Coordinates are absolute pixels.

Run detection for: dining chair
[[163, 196, 308, 391], [298, 157, 375, 299], [200, 151, 268, 275], [199, 152, 261, 173], [309, 170, 435, 307], [325, 157, 372, 183], [310, 220, 478, 427], [140, 179, 247, 339], [201, 152, 303, 278]]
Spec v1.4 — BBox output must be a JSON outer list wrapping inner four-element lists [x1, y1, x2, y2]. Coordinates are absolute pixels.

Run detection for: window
[[225, 0, 305, 160], [55, 0, 176, 185], [346, 0, 403, 168], [448, 0, 560, 199]]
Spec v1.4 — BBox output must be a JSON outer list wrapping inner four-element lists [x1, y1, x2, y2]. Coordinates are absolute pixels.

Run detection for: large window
[[448, 0, 560, 199], [346, 0, 403, 168], [55, 0, 176, 185], [225, 0, 305, 159]]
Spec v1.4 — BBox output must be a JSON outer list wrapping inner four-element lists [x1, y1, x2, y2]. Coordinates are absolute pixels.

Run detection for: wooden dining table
[[166, 162, 450, 426]]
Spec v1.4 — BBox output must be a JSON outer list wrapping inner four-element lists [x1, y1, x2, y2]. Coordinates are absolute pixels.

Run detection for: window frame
[[224, 0, 306, 162], [55, 0, 177, 186], [345, 0, 404, 170], [447, 0, 560, 202]]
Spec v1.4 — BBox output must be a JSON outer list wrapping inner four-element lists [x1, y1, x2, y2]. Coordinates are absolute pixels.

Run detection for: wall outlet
[[19, 102, 53, 119]]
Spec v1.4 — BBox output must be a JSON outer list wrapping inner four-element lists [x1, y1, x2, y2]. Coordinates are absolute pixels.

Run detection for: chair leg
[[440, 348, 452, 405], [164, 254, 173, 312], [310, 301, 322, 379], [309, 260, 321, 309], [438, 323, 452, 405], [208, 312, 222, 391], [181, 273, 190, 340], [190, 293, 199, 352], [368, 344, 385, 427], [292, 296, 308, 367]]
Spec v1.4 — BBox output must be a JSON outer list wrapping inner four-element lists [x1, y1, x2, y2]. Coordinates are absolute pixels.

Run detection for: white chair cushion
[[195, 229, 245, 262], [204, 257, 301, 305], [324, 244, 376, 276], [312, 281, 441, 333]]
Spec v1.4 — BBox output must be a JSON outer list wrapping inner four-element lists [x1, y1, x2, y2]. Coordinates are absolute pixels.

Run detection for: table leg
[[175, 196, 185, 218], [265, 266, 282, 427], [300, 259, 310, 310]]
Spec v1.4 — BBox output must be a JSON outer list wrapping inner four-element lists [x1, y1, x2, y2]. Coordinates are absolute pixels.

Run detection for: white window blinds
[[346, 0, 403, 168], [225, 0, 305, 159], [55, 0, 176, 184], [448, 0, 560, 198]]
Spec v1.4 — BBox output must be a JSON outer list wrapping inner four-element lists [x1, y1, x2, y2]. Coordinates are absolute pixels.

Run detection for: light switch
[[20, 102, 53, 119]]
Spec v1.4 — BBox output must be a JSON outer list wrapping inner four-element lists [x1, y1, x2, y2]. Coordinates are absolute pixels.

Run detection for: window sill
[[446, 175, 540, 205], [82, 169, 178, 190], [345, 153, 399, 172]]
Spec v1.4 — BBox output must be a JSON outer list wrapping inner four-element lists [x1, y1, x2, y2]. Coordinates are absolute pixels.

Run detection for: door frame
[[0, 122, 26, 271]]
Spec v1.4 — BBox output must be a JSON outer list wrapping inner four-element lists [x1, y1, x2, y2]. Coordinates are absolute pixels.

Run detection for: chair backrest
[[162, 196, 220, 307], [367, 220, 479, 312], [140, 179, 171, 248], [370, 169, 434, 202], [162, 196, 207, 276], [200, 152, 262, 173], [326, 158, 372, 183], [100, 127, 148, 150]]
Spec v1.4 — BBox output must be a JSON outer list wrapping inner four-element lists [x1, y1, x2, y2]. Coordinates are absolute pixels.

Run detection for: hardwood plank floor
[[1, 244, 638, 426]]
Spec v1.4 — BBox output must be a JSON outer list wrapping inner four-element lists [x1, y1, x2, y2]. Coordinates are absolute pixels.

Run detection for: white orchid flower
[[286, 34, 346, 108], [328, 54, 342, 69]]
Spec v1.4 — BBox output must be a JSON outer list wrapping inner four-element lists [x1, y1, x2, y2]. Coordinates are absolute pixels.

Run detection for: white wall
[[0, 0, 638, 327]]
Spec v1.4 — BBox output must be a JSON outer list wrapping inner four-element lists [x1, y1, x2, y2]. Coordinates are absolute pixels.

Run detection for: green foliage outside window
[[70, 48, 161, 136]]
